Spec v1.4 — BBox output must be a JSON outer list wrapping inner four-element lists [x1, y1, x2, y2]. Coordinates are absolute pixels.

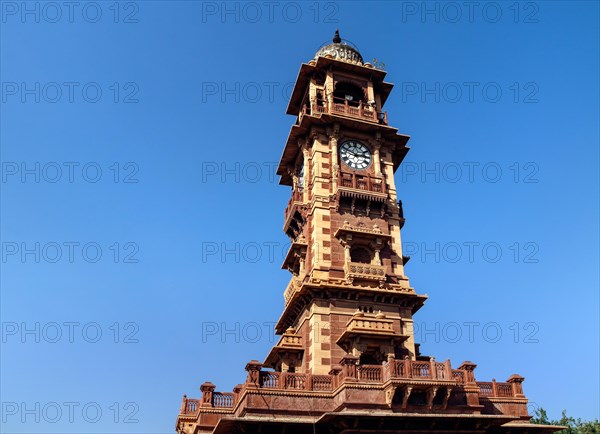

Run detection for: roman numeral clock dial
[[340, 140, 372, 170]]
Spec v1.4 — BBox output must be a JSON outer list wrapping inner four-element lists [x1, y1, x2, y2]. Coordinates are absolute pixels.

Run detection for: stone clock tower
[[175, 32, 563, 434], [271, 29, 423, 376]]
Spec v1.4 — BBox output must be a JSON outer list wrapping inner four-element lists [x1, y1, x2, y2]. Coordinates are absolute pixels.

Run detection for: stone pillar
[[245, 360, 263, 386], [458, 361, 478, 384], [200, 382, 215, 407], [232, 384, 243, 405], [458, 361, 480, 407], [430, 357, 437, 379], [179, 394, 187, 413], [340, 354, 359, 382], [373, 136, 382, 177], [325, 70, 334, 112], [329, 123, 340, 189], [444, 359, 452, 380], [507, 374, 525, 397], [329, 365, 342, 389], [344, 243, 351, 263], [374, 248, 381, 265], [301, 139, 310, 202]]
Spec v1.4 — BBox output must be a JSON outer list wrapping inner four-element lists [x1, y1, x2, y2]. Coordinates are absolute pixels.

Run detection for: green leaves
[[531, 408, 600, 434]]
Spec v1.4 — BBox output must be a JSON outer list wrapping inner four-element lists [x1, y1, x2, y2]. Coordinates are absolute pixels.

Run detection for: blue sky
[[1, 1, 598, 433]]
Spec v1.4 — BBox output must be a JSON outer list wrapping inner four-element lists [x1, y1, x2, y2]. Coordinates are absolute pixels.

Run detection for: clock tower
[[175, 32, 563, 434], [271, 29, 424, 376]]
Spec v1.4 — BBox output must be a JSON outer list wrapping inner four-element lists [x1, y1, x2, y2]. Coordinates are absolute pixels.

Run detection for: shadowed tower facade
[[175, 31, 563, 434]]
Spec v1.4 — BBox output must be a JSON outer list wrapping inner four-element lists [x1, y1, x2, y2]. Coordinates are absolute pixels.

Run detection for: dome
[[314, 30, 364, 65]]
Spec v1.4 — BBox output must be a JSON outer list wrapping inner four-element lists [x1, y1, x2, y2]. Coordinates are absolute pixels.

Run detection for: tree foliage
[[531, 408, 600, 434]]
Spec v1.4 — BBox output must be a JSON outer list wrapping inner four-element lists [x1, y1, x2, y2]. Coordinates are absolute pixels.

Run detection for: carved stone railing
[[452, 369, 466, 382], [281, 333, 302, 347], [301, 100, 388, 125], [179, 360, 524, 417], [259, 371, 281, 388], [284, 373, 307, 389], [312, 375, 334, 390], [390, 358, 466, 382], [179, 393, 234, 415], [344, 261, 386, 284], [339, 173, 386, 194], [181, 397, 199, 414], [284, 188, 304, 223], [258, 372, 332, 391], [358, 364, 383, 382], [477, 379, 521, 398], [283, 277, 302, 304], [346, 313, 395, 335], [213, 392, 234, 408]]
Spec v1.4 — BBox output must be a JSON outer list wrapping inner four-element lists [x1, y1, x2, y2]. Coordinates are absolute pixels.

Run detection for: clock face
[[340, 140, 372, 170]]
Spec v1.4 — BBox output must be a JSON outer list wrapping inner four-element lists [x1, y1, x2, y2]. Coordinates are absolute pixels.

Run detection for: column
[[329, 123, 340, 189], [373, 132, 382, 176]]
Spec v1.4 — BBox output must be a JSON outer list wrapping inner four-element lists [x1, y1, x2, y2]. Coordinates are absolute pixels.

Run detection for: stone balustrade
[[301, 100, 388, 125], [283, 277, 302, 304], [283, 188, 304, 222], [346, 313, 395, 335], [344, 261, 386, 284], [179, 358, 525, 416]]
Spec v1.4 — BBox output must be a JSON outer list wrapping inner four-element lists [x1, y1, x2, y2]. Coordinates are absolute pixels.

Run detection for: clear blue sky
[[1, 1, 598, 433]]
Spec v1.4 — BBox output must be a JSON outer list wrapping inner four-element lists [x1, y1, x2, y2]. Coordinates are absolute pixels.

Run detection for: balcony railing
[[302, 100, 388, 125], [477, 380, 518, 398], [344, 261, 386, 284], [213, 392, 234, 408], [283, 277, 302, 304], [180, 393, 234, 415], [358, 364, 383, 382], [182, 398, 199, 414], [338, 173, 386, 194], [389, 359, 459, 381], [284, 188, 304, 223], [179, 358, 525, 416], [259, 372, 314, 390], [346, 314, 395, 335]]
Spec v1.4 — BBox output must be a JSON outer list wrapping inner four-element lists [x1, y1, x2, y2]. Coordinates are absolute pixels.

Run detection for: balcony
[[344, 261, 386, 285], [179, 362, 525, 405], [180, 392, 235, 415], [301, 99, 388, 125], [477, 378, 523, 398], [346, 312, 395, 335], [264, 327, 304, 369], [337, 311, 407, 352], [283, 276, 302, 305], [339, 172, 386, 193], [178, 359, 527, 420], [258, 371, 334, 391], [284, 188, 304, 222]]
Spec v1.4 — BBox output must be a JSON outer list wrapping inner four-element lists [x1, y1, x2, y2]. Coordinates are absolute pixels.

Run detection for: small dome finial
[[333, 29, 341, 43]]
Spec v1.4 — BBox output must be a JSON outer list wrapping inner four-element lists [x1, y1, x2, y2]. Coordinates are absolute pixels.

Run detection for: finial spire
[[333, 29, 341, 43]]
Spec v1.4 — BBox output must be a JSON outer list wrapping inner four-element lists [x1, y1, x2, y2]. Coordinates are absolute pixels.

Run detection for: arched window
[[315, 90, 324, 107], [333, 82, 365, 107], [351, 247, 372, 264]]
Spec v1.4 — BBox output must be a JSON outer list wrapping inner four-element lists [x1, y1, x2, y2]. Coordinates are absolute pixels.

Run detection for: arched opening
[[351, 246, 372, 264], [333, 82, 365, 107], [359, 353, 379, 365], [315, 90, 324, 107]]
